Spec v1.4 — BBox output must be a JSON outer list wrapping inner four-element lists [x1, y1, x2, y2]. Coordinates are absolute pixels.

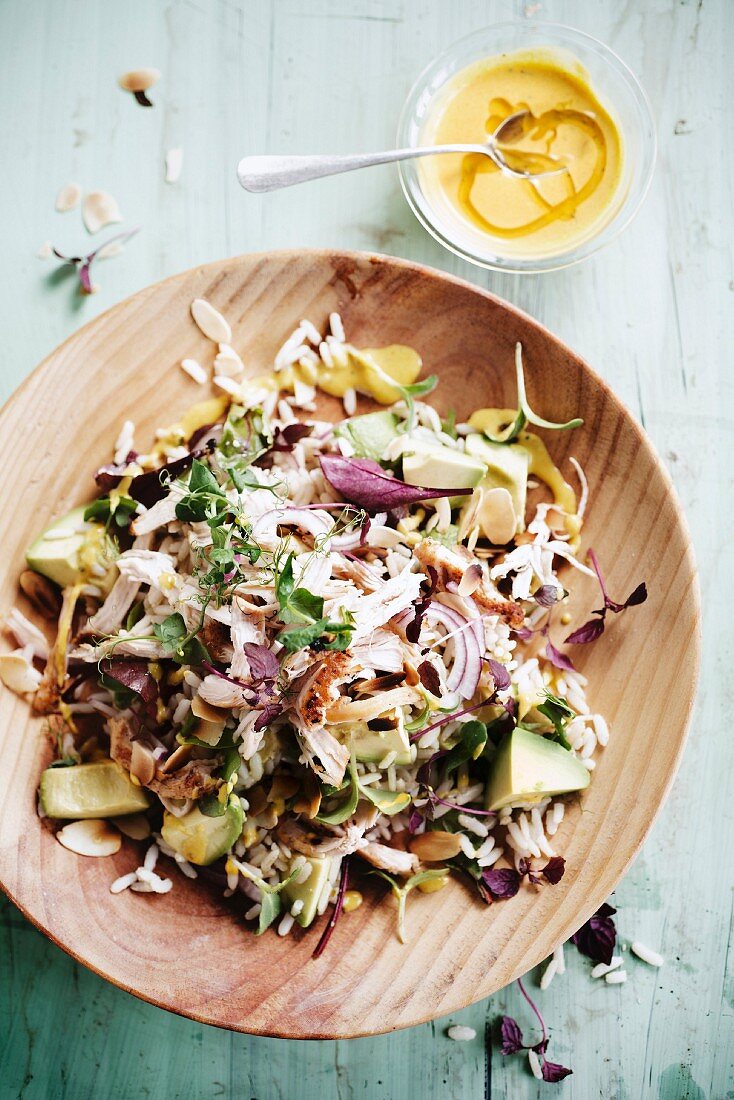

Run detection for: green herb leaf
[[369, 867, 450, 942], [257, 890, 282, 935], [317, 754, 359, 825], [443, 720, 488, 775], [153, 612, 210, 666], [84, 494, 138, 529], [483, 345, 583, 445], [125, 601, 145, 631], [536, 691, 575, 750]]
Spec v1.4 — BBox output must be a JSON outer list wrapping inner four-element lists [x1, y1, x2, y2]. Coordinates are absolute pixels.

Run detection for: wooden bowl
[[0, 250, 699, 1038]]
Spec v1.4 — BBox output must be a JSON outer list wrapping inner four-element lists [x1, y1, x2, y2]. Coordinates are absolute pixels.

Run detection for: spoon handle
[[236, 146, 482, 193]]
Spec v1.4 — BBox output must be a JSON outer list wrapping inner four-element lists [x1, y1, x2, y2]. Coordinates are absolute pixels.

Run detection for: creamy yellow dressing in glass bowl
[[398, 24, 655, 272]]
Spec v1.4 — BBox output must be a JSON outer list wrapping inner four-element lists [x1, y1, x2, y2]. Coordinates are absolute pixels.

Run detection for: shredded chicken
[[86, 574, 141, 636], [277, 817, 368, 859], [359, 841, 420, 877]]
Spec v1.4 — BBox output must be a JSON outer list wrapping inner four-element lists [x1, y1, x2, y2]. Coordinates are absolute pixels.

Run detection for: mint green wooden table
[[0, 1, 730, 1096]]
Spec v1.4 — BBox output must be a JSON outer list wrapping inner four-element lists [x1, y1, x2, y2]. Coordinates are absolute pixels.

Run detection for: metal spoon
[[237, 110, 564, 194]]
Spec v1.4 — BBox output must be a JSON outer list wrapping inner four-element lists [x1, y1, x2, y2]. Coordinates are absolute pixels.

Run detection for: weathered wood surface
[[0, 0, 730, 1097]]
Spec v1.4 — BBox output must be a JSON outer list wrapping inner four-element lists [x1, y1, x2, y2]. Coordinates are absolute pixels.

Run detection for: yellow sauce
[[231, 344, 423, 408], [468, 406, 581, 542], [420, 50, 624, 257]]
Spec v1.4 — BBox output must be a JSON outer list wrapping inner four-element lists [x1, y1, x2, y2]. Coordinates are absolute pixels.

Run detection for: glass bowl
[[397, 22, 656, 273]]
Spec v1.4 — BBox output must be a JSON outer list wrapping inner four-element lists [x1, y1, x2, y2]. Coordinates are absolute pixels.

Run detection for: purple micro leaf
[[133, 89, 153, 107], [544, 637, 577, 672], [564, 616, 606, 645], [407, 807, 424, 834], [571, 901, 617, 965], [406, 566, 438, 644], [533, 585, 562, 608], [541, 1061, 573, 1083], [270, 423, 313, 452], [312, 856, 350, 959], [100, 658, 157, 704], [129, 443, 214, 508], [94, 451, 138, 492], [512, 625, 536, 641], [253, 701, 283, 731], [482, 867, 521, 900], [242, 642, 280, 682], [540, 856, 566, 885], [500, 1015, 526, 1056], [319, 454, 473, 513], [485, 657, 511, 692], [417, 659, 441, 696]]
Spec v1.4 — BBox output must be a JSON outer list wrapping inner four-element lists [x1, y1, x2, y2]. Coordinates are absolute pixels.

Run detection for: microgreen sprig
[[484, 344, 583, 444]]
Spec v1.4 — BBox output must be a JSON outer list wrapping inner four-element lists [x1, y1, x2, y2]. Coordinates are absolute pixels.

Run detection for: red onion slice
[[424, 601, 484, 699]]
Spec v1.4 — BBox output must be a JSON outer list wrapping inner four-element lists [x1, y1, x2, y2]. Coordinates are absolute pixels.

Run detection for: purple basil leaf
[[500, 1015, 525, 1055], [407, 808, 424, 834], [571, 902, 617, 965], [188, 422, 220, 451], [78, 261, 93, 294], [517, 857, 530, 878], [613, 580, 648, 612], [483, 867, 521, 900], [100, 659, 157, 704], [94, 452, 137, 493], [320, 454, 472, 513], [486, 657, 511, 692], [133, 89, 153, 107], [417, 660, 441, 696], [541, 856, 566, 885], [541, 1061, 573, 1083], [129, 445, 211, 508], [512, 625, 535, 641], [242, 642, 280, 682], [565, 616, 606, 645], [534, 585, 561, 608], [544, 637, 577, 672], [253, 701, 283, 731]]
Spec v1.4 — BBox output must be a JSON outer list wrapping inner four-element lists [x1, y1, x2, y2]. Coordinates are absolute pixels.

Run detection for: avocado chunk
[[464, 435, 530, 532], [485, 728, 590, 811], [282, 855, 333, 928], [402, 443, 486, 492], [341, 410, 400, 460], [40, 760, 151, 819], [335, 709, 411, 766], [26, 504, 116, 591], [161, 795, 244, 866]]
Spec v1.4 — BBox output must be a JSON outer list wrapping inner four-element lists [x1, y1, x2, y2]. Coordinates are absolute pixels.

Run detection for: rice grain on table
[[591, 956, 623, 979], [447, 1025, 476, 1042], [606, 970, 628, 985], [631, 941, 665, 967]]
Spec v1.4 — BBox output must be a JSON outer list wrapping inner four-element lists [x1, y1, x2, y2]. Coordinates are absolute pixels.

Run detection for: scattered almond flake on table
[[214, 343, 245, 377], [96, 240, 125, 260], [56, 819, 122, 857], [118, 67, 161, 107], [55, 182, 81, 212], [165, 147, 183, 183], [37, 241, 53, 260], [181, 358, 207, 384], [82, 190, 122, 234], [191, 297, 232, 343], [631, 941, 665, 968], [447, 1025, 476, 1042]]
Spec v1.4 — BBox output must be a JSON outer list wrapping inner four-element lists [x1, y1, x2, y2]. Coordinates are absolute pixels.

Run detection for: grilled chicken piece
[[277, 817, 367, 858], [414, 538, 524, 628]]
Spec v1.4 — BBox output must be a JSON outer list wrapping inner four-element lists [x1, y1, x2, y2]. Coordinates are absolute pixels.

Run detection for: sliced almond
[[130, 740, 156, 785], [214, 344, 244, 377], [112, 812, 151, 840], [192, 717, 225, 746], [268, 774, 300, 801], [477, 487, 517, 545], [165, 147, 183, 183], [55, 182, 81, 212], [409, 830, 462, 861], [118, 68, 161, 93], [56, 819, 122, 857], [0, 652, 42, 695], [82, 190, 122, 234], [457, 563, 483, 598], [19, 570, 61, 619], [191, 297, 232, 344], [159, 743, 192, 774], [37, 240, 53, 259], [96, 240, 124, 260], [191, 694, 228, 723]]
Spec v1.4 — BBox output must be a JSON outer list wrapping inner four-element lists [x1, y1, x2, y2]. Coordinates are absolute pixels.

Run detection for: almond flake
[[55, 182, 82, 213], [118, 68, 161, 93], [37, 241, 53, 260], [111, 813, 151, 841], [165, 147, 183, 183], [0, 651, 42, 694], [180, 358, 207, 384], [96, 240, 124, 260], [191, 298, 232, 344], [83, 190, 123, 234], [56, 819, 122, 858]]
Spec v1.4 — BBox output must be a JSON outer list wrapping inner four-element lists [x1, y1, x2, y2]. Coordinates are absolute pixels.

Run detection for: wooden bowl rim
[[0, 249, 701, 1037]]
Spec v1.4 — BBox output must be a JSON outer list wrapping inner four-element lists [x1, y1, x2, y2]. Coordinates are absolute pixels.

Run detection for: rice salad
[[1, 301, 646, 950]]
